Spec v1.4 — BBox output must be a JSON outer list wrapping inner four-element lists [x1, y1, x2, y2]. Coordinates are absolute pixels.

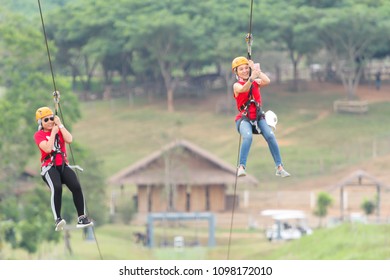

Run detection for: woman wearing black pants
[[34, 106, 93, 231]]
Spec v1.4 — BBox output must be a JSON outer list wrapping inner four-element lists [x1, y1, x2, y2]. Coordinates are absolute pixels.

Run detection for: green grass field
[[4, 223, 390, 260]]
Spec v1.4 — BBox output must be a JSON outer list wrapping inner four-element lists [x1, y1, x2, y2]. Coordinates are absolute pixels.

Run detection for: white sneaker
[[275, 168, 291, 178], [77, 215, 94, 228], [55, 218, 66, 231], [237, 165, 247, 177]]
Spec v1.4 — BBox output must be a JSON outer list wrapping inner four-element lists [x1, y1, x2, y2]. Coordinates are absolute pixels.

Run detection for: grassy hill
[[72, 81, 390, 187]]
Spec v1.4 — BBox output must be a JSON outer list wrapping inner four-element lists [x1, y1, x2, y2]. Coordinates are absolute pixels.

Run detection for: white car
[[261, 209, 313, 241]]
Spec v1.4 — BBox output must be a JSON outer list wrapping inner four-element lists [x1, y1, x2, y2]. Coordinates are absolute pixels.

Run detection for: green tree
[[317, 1, 390, 99], [0, 188, 59, 256], [47, 2, 101, 93], [119, 0, 216, 112], [263, 1, 322, 91], [0, 10, 50, 85], [361, 198, 376, 217], [314, 191, 333, 227], [16, 188, 59, 255]]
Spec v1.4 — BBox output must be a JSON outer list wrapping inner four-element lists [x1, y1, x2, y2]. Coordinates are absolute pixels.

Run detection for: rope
[[37, 0, 104, 260], [227, 0, 254, 260], [37, 0, 58, 99], [227, 135, 241, 260]]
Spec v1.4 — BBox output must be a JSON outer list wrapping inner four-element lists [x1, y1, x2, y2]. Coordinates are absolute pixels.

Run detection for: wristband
[[249, 78, 253, 83], [59, 124, 64, 129]]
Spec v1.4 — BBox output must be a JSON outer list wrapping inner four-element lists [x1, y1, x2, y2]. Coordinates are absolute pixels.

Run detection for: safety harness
[[40, 134, 66, 175], [40, 134, 84, 176], [237, 84, 265, 134]]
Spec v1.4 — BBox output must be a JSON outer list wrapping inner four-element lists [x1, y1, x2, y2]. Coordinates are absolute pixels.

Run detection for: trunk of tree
[[121, 53, 129, 92], [292, 60, 299, 92], [224, 70, 235, 105], [289, 50, 302, 92], [274, 64, 281, 84], [71, 66, 78, 92], [82, 55, 99, 93], [158, 59, 179, 113], [338, 61, 364, 100], [167, 88, 174, 113]]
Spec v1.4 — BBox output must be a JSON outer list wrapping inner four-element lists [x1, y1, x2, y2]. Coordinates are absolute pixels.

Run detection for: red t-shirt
[[234, 80, 262, 121], [34, 130, 68, 167]]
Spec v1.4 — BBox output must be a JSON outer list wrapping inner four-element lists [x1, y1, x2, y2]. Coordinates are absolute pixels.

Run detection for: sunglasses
[[43, 117, 54, 123]]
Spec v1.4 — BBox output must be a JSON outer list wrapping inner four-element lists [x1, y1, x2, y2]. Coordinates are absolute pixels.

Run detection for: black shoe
[[77, 215, 93, 228], [55, 218, 66, 231]]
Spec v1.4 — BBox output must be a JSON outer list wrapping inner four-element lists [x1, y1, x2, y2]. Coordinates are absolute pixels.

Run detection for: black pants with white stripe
[[42, 165, 85, 221]]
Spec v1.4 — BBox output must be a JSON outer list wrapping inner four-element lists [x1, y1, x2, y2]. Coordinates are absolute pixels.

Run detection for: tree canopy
[[38, 0, 390, 103]]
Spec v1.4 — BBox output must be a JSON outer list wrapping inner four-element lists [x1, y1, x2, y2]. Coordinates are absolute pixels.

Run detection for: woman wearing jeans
[[232, 56, 290, 178]]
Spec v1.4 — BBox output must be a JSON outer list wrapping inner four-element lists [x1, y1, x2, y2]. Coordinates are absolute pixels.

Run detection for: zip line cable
[[227, 0, 255, 260], [37, 0, 103, 260]]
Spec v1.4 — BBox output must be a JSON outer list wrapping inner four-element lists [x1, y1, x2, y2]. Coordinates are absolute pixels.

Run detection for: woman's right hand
[[51, 124, 59, 135]]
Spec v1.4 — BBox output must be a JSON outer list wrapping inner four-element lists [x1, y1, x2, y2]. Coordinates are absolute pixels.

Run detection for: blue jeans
[[236, 118, 283, 168]]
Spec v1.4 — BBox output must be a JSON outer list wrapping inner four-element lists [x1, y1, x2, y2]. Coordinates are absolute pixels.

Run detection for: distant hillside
[[71, 81, 390, 182]]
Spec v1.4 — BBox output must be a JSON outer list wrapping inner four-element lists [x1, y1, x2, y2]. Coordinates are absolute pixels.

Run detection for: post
[[340, 188, 344, 221], [376, 185, 381, 223], [147, 215, 154, 248], [208, 213, 216, 247]]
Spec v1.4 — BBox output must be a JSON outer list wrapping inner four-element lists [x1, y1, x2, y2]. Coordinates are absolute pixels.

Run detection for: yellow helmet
[[232, 56, 249, 72], [35, 107, 54, 122]]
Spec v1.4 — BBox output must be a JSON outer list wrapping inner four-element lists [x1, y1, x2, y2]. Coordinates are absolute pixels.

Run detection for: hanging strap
[[53, 90, 60, 116], [246, 0, 254, 60]]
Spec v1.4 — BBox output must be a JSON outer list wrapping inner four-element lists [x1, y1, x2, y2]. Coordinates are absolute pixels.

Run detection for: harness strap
[[237, 112, 265, 135], [239, 99, 261, 113], [41, 134, 66, 172], [237, 85, 265, 134], [239, 84, 263, 119]]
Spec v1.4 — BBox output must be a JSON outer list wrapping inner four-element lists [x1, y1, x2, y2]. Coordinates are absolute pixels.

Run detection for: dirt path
[[277, 81, 389, 138], [279, 110, 330, 138]]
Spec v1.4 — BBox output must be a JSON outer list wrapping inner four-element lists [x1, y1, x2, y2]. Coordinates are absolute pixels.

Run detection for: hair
[[233, 69, 239, 80], [37, 118, 42, 131]]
